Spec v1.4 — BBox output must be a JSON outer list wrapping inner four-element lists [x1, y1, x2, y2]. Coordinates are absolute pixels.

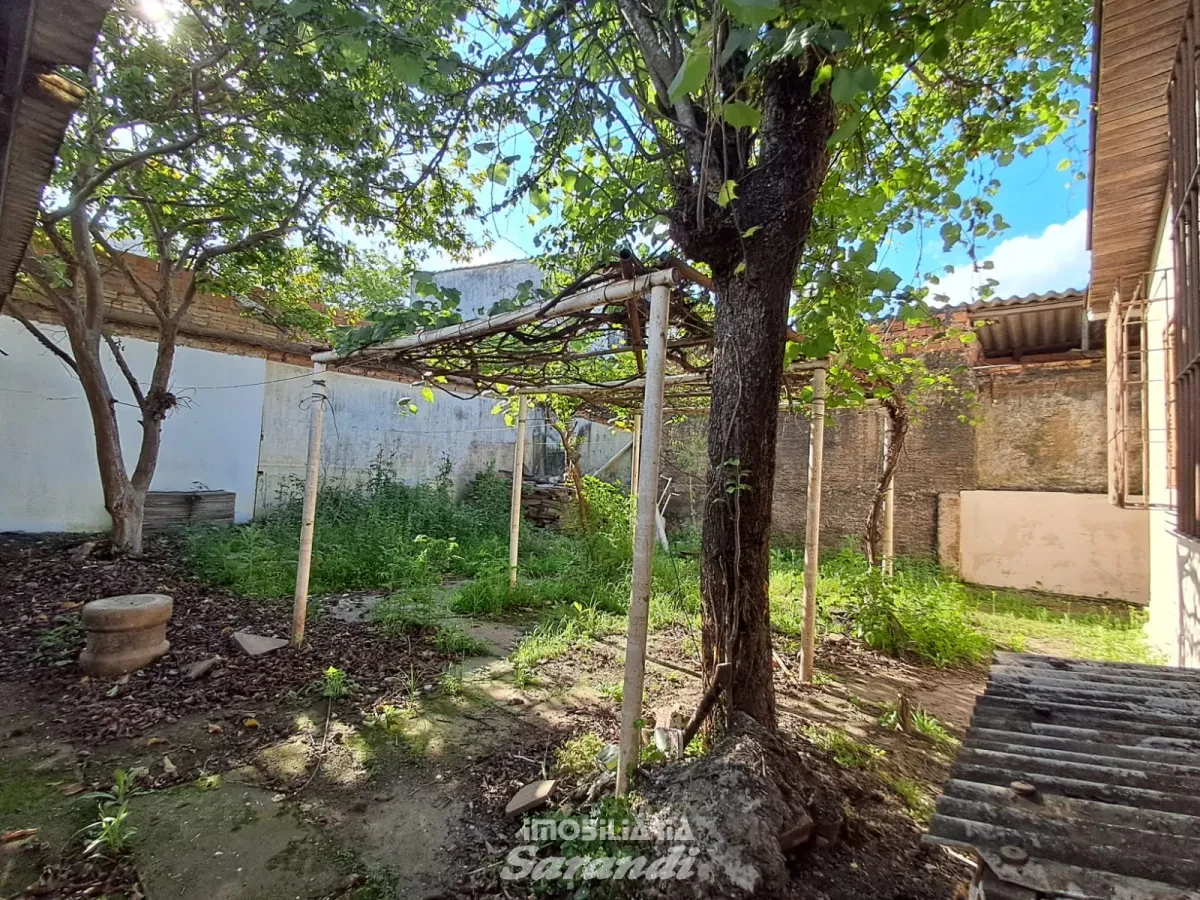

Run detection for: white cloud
[[933, 210, 1089, 306]]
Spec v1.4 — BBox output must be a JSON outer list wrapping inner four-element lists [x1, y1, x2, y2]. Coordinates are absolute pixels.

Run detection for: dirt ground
[[0, 536, 982, 899]]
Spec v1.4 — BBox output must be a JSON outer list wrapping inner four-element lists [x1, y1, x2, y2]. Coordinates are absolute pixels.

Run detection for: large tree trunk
[[700, 249, 795, 730], [691, 59, 836, 732]]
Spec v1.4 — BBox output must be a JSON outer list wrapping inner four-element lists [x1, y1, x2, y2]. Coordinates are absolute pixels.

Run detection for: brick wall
[[663, 356, 1108, 555]]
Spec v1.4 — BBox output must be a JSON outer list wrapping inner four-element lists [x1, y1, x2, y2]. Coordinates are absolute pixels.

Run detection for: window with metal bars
[[1168, 6, 1200, 538]]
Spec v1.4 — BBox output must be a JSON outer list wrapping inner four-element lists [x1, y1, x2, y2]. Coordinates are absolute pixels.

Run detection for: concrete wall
[[427, 259, 543, 318], [255, 360, 533, 514], [1145, 195, 1200, 665], [957, 490, 1149, 604], [0, 317, 265, 530]]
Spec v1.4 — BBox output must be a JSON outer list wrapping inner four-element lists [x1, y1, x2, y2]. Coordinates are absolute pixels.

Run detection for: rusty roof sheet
[[0, 0, 109, 297], [928, 652, 1200, 900]]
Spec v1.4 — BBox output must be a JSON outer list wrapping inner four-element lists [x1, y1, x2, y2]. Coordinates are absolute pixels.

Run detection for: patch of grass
[[370, 589, 439, 633], [552, 733, 607, 779], [597, 680, 623, 704], [510, 601, 625, 684], [969, 588, 1162, 663], [186, 464, 513, 598], [432, 625, 490, 658], [881, 773, 933, 822], [878, 702, 960, 754], [803, 725, 884, 769]]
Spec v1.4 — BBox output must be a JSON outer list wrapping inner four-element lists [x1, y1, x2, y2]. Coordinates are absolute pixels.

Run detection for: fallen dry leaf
[[207, 723, 223, 734], [162, 756, 177, 775], [2, 829, 39, 843], [60, 783, 86, 796], [243, 718, 260, 729], [146, 737, 165, 746]]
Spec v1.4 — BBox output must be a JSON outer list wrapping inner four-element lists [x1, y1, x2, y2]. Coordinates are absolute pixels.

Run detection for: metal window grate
[[1169, 0, 1200, 538]]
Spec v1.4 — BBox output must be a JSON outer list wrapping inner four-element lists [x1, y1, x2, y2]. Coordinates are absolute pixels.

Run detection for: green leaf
[[474, 141, 496, 154], [1056, 158, 1071, 171], [488, 161, 510, 185], [388, 54, 423, 86], [669, 45, 711, 103], [812, 63, 833, 95], [717, 180, 738, 207], [421, 386, 435, 403], [940, 222, 961, 251], [720, 101, 761, 130], [734, 260, 747, 275], [530, 188, 551, 213], [720, 0, 781, 28], [720, 29, 757, 65], [831, 69, 857, 105], [741, 225, 762, 238], [827, 111, 864, 146]]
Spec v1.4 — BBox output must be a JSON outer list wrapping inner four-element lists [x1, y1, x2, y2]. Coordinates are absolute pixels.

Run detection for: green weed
[[881, 773, 933, 822], [969, 589, 1162, 663], [321, 666, 350, 700], [186, 463, 512, 598], [553, 733, 607, 779], [878, 702, 960, 753], [803, 725, 884, 769], [432, 626, 490, 658]]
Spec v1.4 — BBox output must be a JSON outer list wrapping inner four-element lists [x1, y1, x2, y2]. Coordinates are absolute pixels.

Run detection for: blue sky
[[425, 94, 1094, 308]]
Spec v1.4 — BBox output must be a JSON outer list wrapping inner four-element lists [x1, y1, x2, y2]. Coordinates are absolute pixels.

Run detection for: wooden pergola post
[[800, 365, 827, 682], [616, 284, 670, 796], [882, 408, 895, 577], [508, 394, 529, 587], [291, 363, 327, 647], [630, 412, 641, 529]]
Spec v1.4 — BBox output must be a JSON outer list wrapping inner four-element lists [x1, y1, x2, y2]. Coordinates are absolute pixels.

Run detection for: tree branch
[[45, 131, 208, 223], [6, 301, 79, 374], [89, 225, 169, 323], [103, 332, 146, 408]]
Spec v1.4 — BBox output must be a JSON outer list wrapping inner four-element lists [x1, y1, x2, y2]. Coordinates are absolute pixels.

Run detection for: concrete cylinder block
[[79, 594, 173, 676]]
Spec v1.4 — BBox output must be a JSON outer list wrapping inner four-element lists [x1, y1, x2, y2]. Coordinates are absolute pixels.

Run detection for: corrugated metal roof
[[964, 289, 1101, 358], [0, 0, 109, 297], [928, 652, 1200, 899]]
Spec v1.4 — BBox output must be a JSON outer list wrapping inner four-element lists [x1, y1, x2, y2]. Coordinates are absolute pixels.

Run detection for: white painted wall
[[1145, 195, 1200, 665], [958, 490, 1150, 604], [0, 317, 265, 531], [255, 360, 533, 513]]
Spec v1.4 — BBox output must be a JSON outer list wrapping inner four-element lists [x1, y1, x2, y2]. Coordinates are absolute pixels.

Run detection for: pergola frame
[[297, 267, 829, 796]]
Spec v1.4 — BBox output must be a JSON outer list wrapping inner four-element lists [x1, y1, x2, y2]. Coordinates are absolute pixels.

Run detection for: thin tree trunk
[[865, 399, 908, 566]]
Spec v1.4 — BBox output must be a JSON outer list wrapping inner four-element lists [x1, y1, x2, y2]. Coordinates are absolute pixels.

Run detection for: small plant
[[597, 680, 624, 704], [878, 702, 961, 754], [803, 725, 884, 769], [83, 803, 137, 856], [79, 769, 141, 857], [810, 670, 838, 687], [81, 769, 142, 805], [35, 617, 85, 661], [433, 626, 491, 658], [322, 666, 350, 700], [552, 733, 607, 779], [438, 664, 466, 697]]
